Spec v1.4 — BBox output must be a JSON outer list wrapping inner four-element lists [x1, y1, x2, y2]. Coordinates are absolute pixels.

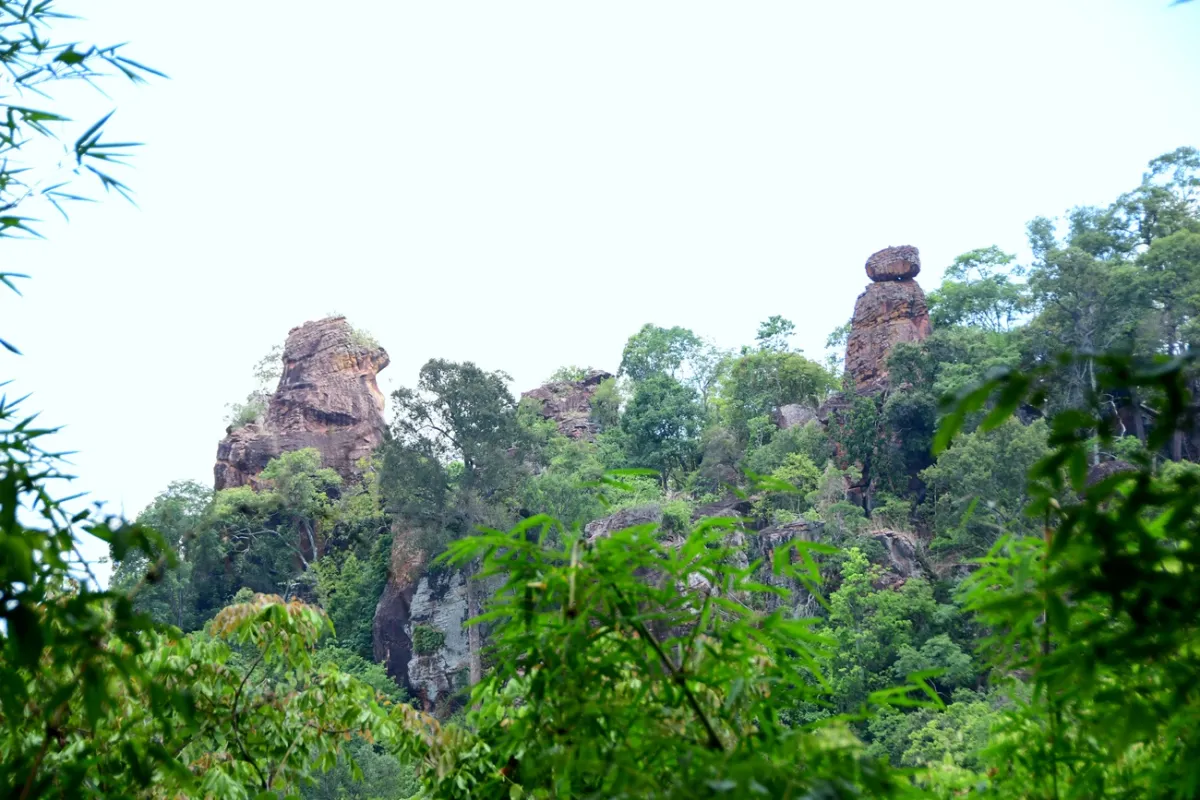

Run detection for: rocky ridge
[[521, 369, 613, 441]]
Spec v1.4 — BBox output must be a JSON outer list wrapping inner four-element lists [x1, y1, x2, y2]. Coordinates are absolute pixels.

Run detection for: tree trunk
[[467, 558, 483, 687]]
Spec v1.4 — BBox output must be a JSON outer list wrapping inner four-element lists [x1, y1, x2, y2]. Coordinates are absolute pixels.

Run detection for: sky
[[4, 0, 1200, 578]]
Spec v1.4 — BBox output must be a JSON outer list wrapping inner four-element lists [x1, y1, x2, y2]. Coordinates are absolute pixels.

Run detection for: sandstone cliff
[[844, 246, 932, 392], [214, 316, 390, 490]]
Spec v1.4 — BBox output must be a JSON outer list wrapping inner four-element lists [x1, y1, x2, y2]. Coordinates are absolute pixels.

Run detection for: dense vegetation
[[5, 3, 1200, 798]]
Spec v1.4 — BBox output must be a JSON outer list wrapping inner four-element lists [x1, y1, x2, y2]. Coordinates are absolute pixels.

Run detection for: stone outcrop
[[844, 246, 932, 392], [1086, 459, 1136, 487], [774, 404, 817, 430], [214, 317, 389, 490], [372, 529, 496, 708], [869, 529, 922, 587], [521, 369, 613, 441], [584, 504, 663, 542], [373, 529, 427, 697]]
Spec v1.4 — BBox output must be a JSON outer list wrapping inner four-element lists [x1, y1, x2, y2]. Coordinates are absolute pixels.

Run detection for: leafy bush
[[660, 499, 694, 534], [412, 624, 446, 655], [547, 364, 588, 382], [226, 393, 267, 429]]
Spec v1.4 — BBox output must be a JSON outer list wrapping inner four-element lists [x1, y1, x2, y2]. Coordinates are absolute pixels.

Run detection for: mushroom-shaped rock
[[866, 245, 921, 282]]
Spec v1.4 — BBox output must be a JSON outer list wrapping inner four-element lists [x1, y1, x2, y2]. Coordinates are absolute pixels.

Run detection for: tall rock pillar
[[214, 316, 390, 490], [844, 245, 931, 392]]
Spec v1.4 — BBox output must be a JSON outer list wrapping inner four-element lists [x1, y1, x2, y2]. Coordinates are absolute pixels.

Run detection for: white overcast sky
[[4, 1, 1199, 575]]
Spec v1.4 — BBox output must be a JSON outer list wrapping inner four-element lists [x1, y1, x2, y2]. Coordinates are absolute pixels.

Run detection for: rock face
[[774, 404, 817, 430], [373, 529, 426, 697], [844, 246, 932, 392], [584, 504, 663, 542], [372, 529, 491, 709], [214, 317, 389, 490], [869, 529, 922, 587], [521, 369, 613, 441]]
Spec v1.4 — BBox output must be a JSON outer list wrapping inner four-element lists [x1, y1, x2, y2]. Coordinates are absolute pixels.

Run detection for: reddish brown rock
[[521, 369, 613, 441], [214, 316, 389, 490], [844, 250, 931, 392], [866, 245, 921, 281]]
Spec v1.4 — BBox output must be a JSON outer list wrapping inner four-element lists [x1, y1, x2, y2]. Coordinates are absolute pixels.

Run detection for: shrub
[[225, 393, 267, 429], [412, 623, 446, 655], [660, 499, 694, 534]]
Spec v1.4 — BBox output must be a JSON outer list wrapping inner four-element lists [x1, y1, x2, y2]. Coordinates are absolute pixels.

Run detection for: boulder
[[521, 369, 613, 441], [869, 529, 921, 587], [1087, 459, 1137, 487], [584, 504, 663, 542], [774, 404, 816, 430], [214, 316, 389, 489], [866, 245, 921, 282]]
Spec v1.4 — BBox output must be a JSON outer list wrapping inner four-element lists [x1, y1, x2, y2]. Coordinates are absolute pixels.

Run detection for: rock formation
[[372, 528, 498, 708], [844, 246, 932, 392], [521, 369, 613, 441], [584, 504, 663, 542], [865, 244, 921, 281], [868, 529, 923, 588], [214, 316, 390, 490], [774, 404, 817, 430]]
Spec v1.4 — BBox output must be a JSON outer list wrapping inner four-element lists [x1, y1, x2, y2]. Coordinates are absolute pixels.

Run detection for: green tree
[[618, 323, 727, 407], [755, 314, 797, 352], [619, 323, 702, 383], [928, 247, 1028, 332], [390, 359, 522, 493], [719, 350, 835, 443], [620, 374, 705, 485], [401, 515, 913, 799], [921, 418, 1049, 557], [110, 480, 212, 631]]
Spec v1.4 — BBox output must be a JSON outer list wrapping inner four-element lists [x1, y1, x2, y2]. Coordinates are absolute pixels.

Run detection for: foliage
[[755, 314, 797, 352], [619, 323, 726, 406], [0, 420, 397, 799], [590, 375, 622, 431], [0, 392, 177, 797], [939, 348, 1200, 797], [415, 514, 919, 799], [817, 548, 967, 715], [620, 374, 705, 485], [659, 498, 694, 533], [546, 364, 589, 382], [619, 323, 703, 383], [719, 349, 834, 443], [920, 418, 1050, 557], [742, 418, 833, 477], [110, 479, 211, 631], [0, 1, 163, 353], [928, 247, 1028, 332], [225, 396, 267, 429], [411, 624, 447, 655], [390, 358, 522, 494]]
